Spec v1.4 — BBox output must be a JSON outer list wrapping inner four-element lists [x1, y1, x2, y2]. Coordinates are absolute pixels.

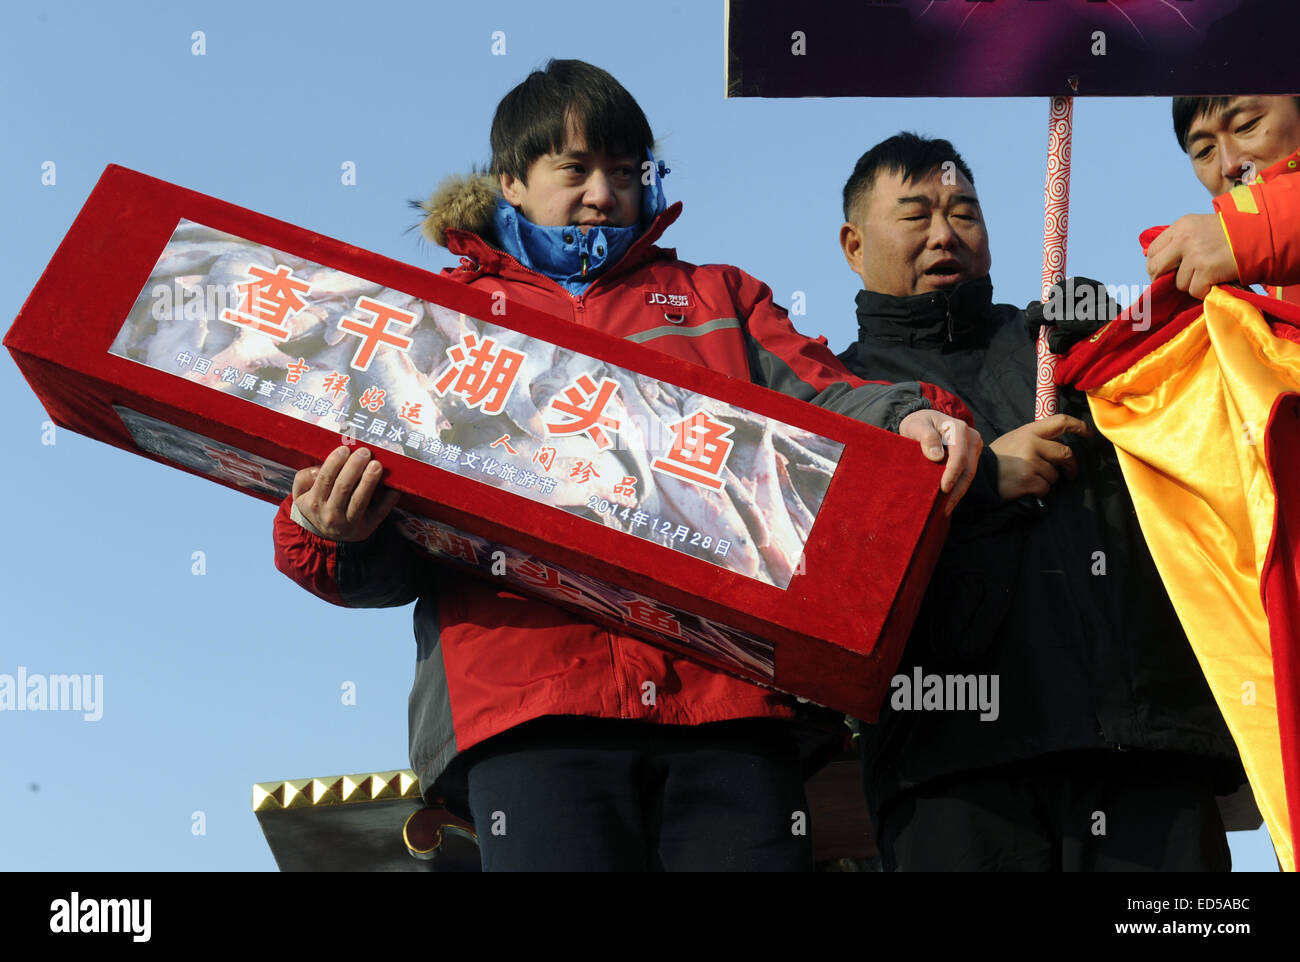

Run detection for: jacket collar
[[1258, 147, 1300, 185], [491, 198, 641, 294], [855, 277, 996, 347], [444, 201, 684, 287]]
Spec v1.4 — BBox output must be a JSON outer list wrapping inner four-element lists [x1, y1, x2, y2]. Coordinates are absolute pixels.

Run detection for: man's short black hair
[[1172, 96, 1300, 152], [490, 59, 653, 183], [842, 132, 975, 222]]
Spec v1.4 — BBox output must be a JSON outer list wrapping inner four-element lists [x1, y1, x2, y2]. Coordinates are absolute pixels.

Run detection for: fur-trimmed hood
[[416, 156, 670, 251], [416, 172, 502, 249]]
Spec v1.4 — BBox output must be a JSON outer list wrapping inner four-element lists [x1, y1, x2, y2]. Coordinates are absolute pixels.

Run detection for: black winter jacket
[[838, 278, 1244, 815]]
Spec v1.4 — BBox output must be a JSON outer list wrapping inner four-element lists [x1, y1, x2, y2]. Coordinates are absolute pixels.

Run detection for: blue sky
[[0, 0, 1281, 871]]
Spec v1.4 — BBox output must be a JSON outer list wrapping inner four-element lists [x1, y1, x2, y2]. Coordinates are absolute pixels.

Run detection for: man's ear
[[500, 172, 523, 207], [840, 222, 865, 274]]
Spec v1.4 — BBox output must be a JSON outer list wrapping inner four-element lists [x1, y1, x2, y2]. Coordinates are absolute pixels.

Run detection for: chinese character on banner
[[405, 522, 479, 565], [286, 357, 311, 384], [358, 387, 386, 412], [221, 264, 312, 341], [545, 374, 621, 450], [431, 332, 526, 415], [650, 410, 736, 491], [398, 401, 423, 425], [515, 560, 584, 603], [569, 460, 600, 484], [322, 371, 351, 396], [532, 446, 557, 473], [201, 443, 269, 489], [337, 297, 416, 371], [613, 475, 637, 498], [490, 435, 517, 455], [619, 599, 682, 638]]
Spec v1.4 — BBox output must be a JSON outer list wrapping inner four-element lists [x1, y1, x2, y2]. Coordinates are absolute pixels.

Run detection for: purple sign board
[[726, 0, 1296, 98]]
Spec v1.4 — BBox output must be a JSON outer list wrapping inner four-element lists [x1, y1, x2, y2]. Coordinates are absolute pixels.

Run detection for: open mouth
[[924, 262, 964, 284]]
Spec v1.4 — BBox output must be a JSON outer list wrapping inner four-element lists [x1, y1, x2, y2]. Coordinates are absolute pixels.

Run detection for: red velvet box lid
[[5, 164, 948, 719]]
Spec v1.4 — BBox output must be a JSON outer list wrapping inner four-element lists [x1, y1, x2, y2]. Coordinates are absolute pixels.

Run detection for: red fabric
[[1059, 239, 1300, 394], [271, 498, 345, 607], [1054, 272, 1204, 391], [1262, 393, 1300, 863]]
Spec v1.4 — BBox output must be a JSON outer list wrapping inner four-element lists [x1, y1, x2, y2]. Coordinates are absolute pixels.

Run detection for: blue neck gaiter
[[491, 150, 670, 296]]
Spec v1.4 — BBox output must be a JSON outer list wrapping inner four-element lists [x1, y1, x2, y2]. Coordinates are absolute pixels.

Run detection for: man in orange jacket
[[1147, 95, 1300, 303]]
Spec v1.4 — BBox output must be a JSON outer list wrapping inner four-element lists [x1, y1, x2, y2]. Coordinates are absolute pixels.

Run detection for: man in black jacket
[[837, 132, 1244, 871]]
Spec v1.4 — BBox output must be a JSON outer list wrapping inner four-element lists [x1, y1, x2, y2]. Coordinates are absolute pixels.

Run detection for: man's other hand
[[898, 409, 984, 517], [1145, 213, 1240, 299], [988, 414, 1091, 501], [1025, 276, 1120, 354], [291, 444, 401, 542]]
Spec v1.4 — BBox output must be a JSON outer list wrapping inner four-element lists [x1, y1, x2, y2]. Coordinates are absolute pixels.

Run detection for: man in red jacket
[[1148, 95, 1300, 303], [275, 59, 981, 871]]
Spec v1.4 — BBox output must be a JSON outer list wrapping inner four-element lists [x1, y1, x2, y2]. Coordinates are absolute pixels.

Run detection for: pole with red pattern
[[1035, 96, 1073, 419]]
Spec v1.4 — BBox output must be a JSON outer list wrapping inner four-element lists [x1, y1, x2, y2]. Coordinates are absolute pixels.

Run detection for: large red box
[[5, 164, 949, 718]]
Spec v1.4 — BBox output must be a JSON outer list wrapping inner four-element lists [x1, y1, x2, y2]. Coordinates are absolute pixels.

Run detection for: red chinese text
[[651, 410, 735, 491], [432, 332, 526, 415]]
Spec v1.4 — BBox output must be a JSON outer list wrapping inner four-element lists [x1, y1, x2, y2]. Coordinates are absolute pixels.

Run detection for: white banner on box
[[111, 220, 844, 588]]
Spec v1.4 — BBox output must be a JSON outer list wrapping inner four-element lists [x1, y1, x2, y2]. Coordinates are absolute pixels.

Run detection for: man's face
[[840, 167, 991, 298], [1186, 95, 1300, 196], [499, 121, 641, 231]]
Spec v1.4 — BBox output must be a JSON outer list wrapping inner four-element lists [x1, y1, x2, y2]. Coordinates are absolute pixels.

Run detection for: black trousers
[[463, 715, 813, 871], [875, 750, 1232, 872]]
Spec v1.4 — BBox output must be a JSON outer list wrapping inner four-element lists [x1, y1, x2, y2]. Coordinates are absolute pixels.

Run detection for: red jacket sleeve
[[726, 266, 975, 428], [273, 495, 429, 608], [1215, 176, 1300, 289]]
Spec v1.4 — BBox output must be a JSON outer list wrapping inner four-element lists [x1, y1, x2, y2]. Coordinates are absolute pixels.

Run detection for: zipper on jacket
[[464, 245, 595, 323], [450, 206, 678, 315], [605, 630, 633, 719]]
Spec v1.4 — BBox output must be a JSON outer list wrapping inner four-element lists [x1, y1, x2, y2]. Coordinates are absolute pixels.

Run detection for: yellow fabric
[[1085, 288, 1299, 872], [1218, 211, 1244, 284], [1229, 184, 1260, 215]]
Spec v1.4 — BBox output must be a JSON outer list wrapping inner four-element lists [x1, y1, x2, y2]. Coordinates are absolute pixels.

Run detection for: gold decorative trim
[[252, 769, 422, 813]]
